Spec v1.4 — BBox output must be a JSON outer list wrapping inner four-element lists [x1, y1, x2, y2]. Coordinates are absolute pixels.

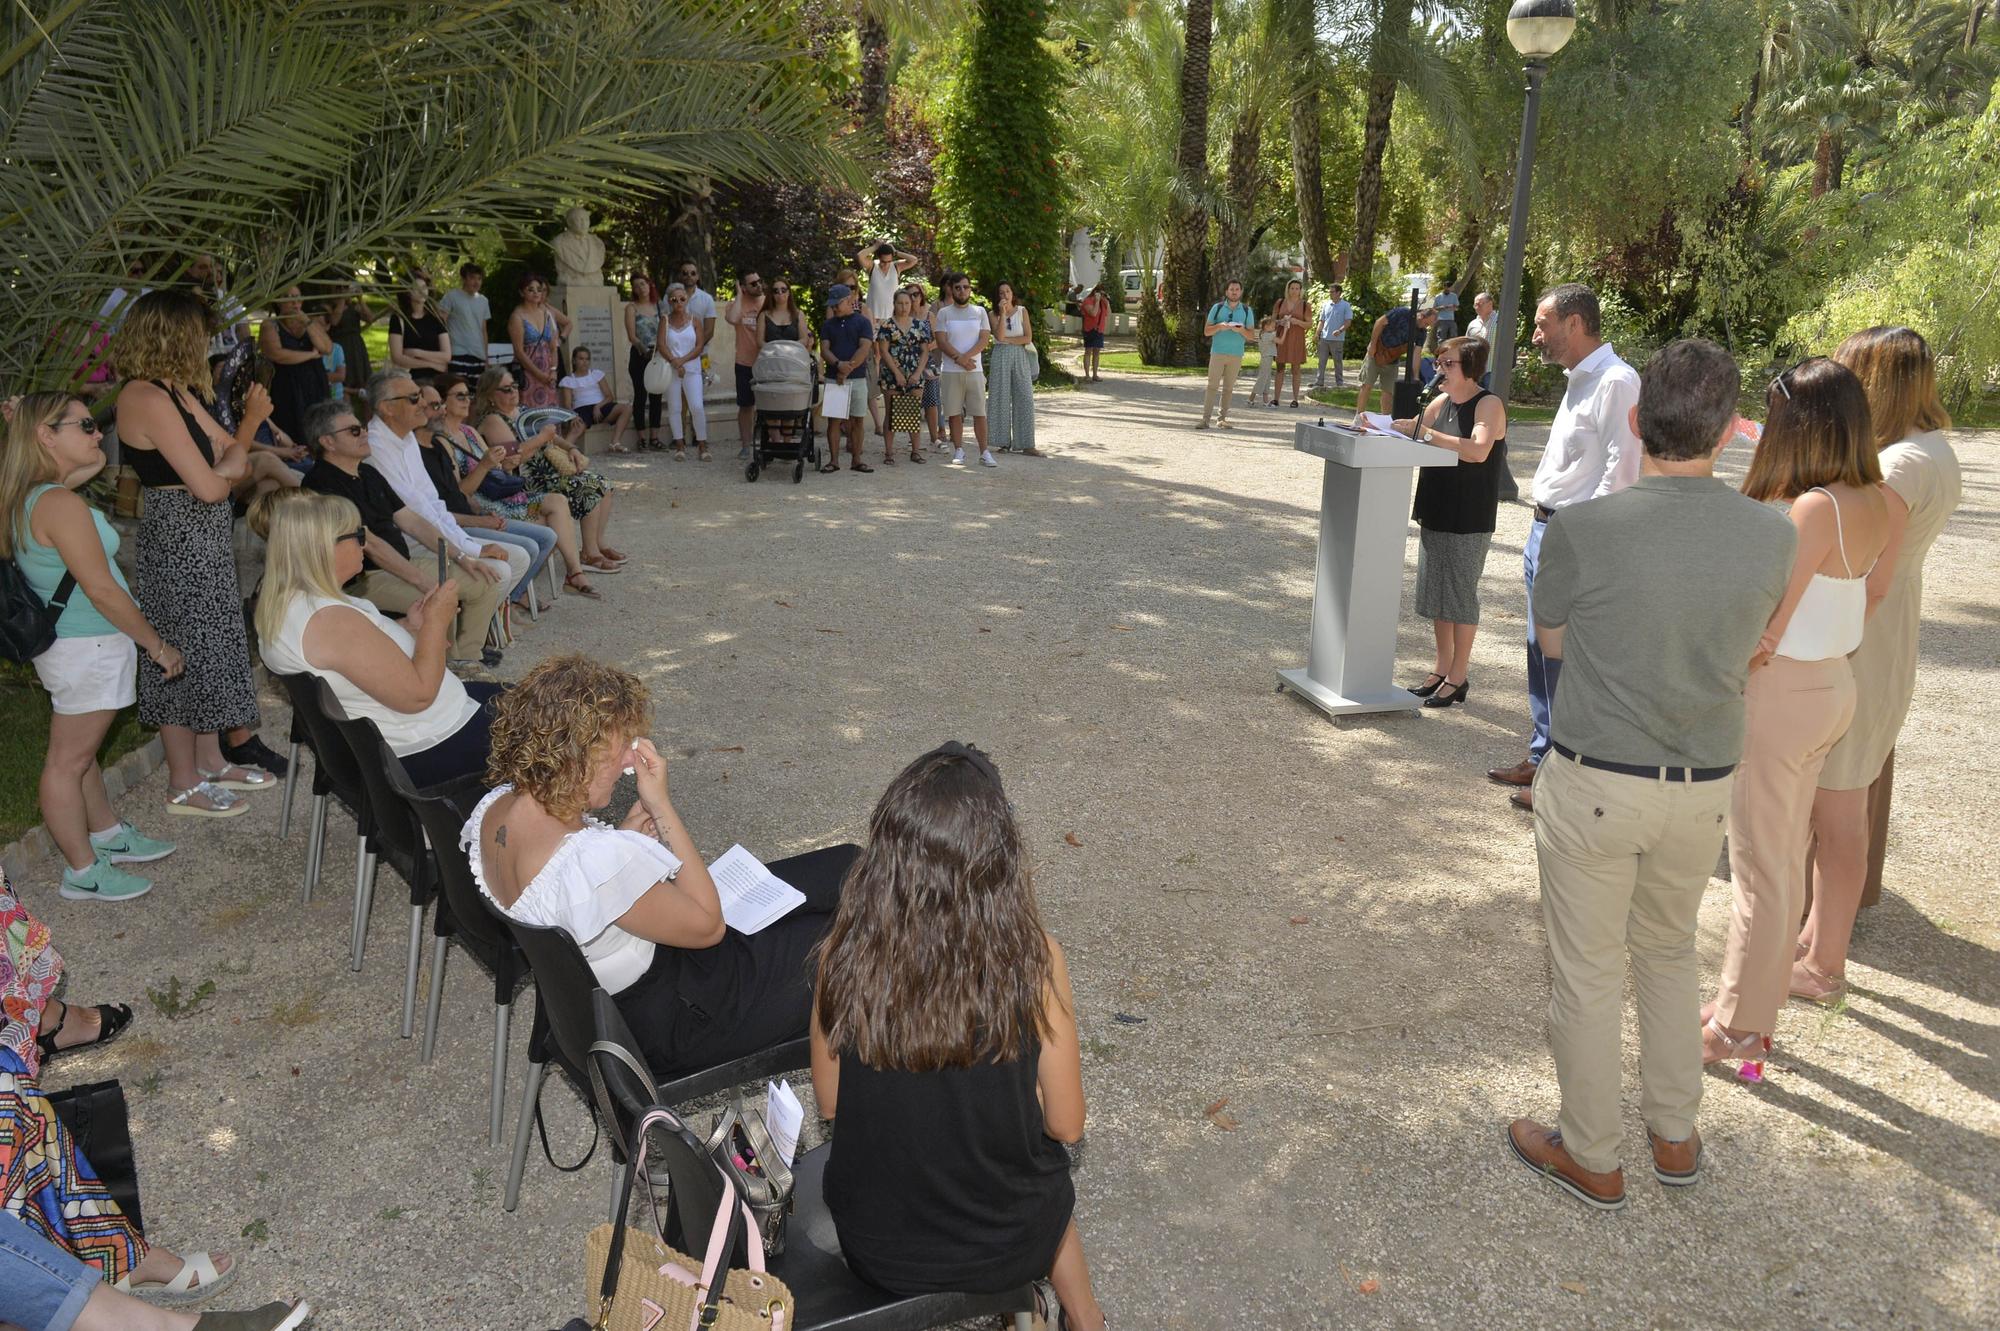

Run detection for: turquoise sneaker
[[59, 860, 153, 902], [92, 822, 177, 864]]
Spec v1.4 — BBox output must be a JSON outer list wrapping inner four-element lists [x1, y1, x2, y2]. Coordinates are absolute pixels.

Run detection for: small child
[[1248, 314, 1279, 407], [813, 744, 1109, 1330], [557, 346, 633, 452]]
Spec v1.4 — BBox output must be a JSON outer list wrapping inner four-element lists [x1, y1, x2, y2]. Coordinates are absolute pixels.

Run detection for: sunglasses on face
[[448, 390, 470, 400], [337, 527, 366, 546], [497, 383, 519, 393], [330, 424, 365, 439], [55, 415, 103, 436], [378, 391, 422, 407]]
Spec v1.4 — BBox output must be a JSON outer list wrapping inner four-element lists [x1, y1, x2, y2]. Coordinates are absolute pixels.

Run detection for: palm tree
[[1066, 0, 1186, 289], [1273, 0, 1339, 283], [1346, 0, 1415, 287], [1163, 0, 1217, 364], [0, 0, 851, 388]]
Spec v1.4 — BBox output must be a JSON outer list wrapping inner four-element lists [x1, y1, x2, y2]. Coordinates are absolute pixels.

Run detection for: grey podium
[[1277, 420, 1459, 718]]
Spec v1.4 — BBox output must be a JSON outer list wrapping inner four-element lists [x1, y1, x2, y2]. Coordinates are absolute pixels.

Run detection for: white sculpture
[[552, 205, 606, 288]]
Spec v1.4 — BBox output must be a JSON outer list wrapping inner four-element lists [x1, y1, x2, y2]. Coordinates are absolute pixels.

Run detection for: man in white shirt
[[933, 271, 996, 467], [1488, 283, 1643, 808], [361, 368, 525, 597], [673, 259, 719, 343], [1465, 291, 1497, 351]]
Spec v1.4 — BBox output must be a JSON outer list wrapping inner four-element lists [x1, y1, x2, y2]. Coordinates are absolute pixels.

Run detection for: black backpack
[[0, 557, 76, 663]]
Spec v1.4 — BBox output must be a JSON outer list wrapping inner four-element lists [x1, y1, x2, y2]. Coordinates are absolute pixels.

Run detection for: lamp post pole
[[1490, 58, 1549, 404]]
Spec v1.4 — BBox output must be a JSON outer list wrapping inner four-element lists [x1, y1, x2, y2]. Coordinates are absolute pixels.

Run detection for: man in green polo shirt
[[1197, 280, 1252, 430]]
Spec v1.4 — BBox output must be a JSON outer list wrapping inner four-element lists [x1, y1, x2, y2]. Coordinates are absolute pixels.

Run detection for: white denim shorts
[[33, 632, 138, 715]]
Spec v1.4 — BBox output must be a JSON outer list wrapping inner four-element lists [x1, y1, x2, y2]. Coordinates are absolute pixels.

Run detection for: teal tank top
[[15, 483, 128, 639]]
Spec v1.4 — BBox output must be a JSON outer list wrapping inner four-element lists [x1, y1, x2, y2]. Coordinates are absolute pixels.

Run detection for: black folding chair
[[381, 754, 527, 1147], [586, 1000, 1036, 1331], [315, 682, 439, 1037], [268, 670, 372, 908], [492, 911, 809, 1214]]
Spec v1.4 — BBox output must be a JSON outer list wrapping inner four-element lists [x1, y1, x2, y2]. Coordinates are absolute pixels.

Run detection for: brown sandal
[[1790, 958, 1846, 1006], [563, 573, 602, 600], [909, 449, 925, 463]]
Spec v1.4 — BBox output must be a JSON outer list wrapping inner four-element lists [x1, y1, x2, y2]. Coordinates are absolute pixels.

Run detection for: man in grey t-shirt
[[1507, 339, 1794, 1213], [439, 263, 491, 375]]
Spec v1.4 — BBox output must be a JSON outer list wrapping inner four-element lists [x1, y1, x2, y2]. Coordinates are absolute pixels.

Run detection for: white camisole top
[[1774, 487, 1869, 662]]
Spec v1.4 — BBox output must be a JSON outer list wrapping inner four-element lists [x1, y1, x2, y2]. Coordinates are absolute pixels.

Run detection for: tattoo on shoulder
[[495, 824, 508, 847]]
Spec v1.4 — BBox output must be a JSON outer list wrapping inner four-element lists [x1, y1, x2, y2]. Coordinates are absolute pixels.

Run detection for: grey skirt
[[1413, 527, 1493, 625]]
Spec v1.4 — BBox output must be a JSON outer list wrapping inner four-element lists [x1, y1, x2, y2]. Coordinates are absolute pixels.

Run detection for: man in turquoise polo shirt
[[1198, 280, 1253, 430]]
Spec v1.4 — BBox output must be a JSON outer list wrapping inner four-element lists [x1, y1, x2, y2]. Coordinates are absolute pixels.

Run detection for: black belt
[[1534, 504, 1557, 522], [1550, 741, 1734, 783]]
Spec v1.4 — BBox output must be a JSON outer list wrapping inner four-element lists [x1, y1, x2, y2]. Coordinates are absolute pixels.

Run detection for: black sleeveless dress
[[268, 323, 330, 445], [824, 1042, 1074, 1293], [1411, 389, 1506, 624]]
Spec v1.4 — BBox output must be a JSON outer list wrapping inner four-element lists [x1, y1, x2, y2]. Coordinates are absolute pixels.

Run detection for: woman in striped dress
[[985, 282, 1040, 457]]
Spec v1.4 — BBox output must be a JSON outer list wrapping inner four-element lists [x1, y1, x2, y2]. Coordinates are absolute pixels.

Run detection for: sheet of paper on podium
[[1357, 412, 1406, 438]]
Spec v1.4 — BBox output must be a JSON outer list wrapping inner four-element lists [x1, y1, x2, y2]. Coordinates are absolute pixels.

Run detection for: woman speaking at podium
[[1392, 336, 1509, 709]]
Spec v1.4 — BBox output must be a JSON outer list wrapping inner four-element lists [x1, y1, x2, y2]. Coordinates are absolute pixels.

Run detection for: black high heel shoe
[[1409, 673, 1446, 698], [1423, 679, 1469, 708]]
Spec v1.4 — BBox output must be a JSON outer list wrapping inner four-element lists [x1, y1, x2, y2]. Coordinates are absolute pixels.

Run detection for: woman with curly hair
[[471, 367, 624, 580], [462, 656, 853, 1075], [812, 744, 1107, 1330]]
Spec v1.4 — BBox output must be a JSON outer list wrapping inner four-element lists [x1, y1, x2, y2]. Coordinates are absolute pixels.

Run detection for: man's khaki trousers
[[351, 563, 504, 660], [1202, 353, 1242, 426], [1533, 751, 1733, 1173]]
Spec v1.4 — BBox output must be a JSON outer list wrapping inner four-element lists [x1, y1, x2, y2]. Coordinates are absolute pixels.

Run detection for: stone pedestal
[[556, 284, 628, 402]]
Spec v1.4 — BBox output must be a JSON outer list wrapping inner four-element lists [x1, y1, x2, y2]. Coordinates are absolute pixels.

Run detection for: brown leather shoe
[[1507, 1118, 1626, 1210], [1648, 1128, 1702, 1187], [1488, 758, 1538, 787], [1510, 787, 1534, 813]]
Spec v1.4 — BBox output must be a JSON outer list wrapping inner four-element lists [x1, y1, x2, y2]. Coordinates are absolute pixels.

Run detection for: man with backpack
[[1353, 298, 1436, 419], [1197, 280, 1254, 430]]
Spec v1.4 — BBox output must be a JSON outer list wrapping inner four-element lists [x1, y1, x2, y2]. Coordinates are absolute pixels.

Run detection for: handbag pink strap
[[624, 1106, 774, 1330]]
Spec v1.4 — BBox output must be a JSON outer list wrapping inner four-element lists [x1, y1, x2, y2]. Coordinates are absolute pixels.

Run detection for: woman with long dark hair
[[1701, 358, 1892, 1066], [508, 272, 570, 410], [623, 272, 666, 451], [1793, 328, 1962, 1005], [813, 744, 1107, 1330]]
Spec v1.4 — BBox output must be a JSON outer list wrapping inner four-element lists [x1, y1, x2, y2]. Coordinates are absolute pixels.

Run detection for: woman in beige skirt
[[1793, 328, 1962, 1005], [1701, 360, 1891, 1066]]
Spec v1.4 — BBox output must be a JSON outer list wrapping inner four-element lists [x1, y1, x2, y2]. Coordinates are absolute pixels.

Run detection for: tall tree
[[1163, 0, 1216, 363], [1347, 0, 1413, 290], [1275, 0, 1339, 281]]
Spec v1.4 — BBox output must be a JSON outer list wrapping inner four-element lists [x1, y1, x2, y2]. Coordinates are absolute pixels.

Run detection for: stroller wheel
[[793, 459, 805, 483], [746, 463, 761, 482]]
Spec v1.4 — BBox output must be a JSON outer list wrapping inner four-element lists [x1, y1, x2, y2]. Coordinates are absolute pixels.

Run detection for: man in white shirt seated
[[1486, 283, 1642, 809], [361, 370, 524, 645]]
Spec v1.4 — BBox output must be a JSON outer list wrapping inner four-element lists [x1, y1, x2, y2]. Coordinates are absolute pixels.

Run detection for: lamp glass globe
[[1506, 0, 1577, 60]]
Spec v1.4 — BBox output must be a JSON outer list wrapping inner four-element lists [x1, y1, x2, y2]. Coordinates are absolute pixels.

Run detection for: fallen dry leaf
[[814, 628, 845, 635], [774, 600, 792, 607], [979, 627, 992, 633], [1333, 835, 1346, 843], [1204, 1097, 1229, 1116], [1557, 1282, 1586, 1296], [713, 746, 745, 753], [720, 771, 729, 782], [1289, 915, 1310, 926], [1111, 624, 1135, 632], [1357, 1280, 1381, 1296], [1210, 1111, 1240, 1130], [1064, 831, 1084, 847]]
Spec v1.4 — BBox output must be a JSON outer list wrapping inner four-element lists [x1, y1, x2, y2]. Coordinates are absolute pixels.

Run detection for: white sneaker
[[950, 449, 966, 465], [979, 451, 998, 467]]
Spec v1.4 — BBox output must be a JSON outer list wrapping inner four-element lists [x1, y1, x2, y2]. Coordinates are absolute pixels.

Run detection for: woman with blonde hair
[[464, 655, 853, 1074], [251, 488, 497, 788], [111, 289, 277, 818], [1793, 328, 1962, 1005], [1700, 359, 1892, 1066], [1, 393, 182, 900]]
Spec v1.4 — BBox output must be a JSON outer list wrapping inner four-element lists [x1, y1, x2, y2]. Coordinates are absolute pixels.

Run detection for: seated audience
[[558, 347, 633, 453], [436, 374, 594, 600], [251, 490, 498, 788], [465, 656, 850, 1076], [3, 393, 182, 901], [419, 378, 555, 609], [298, 398, 506, 671], [812, 743, 1106, 1330], [0, 868, 272, 1315], [472, 368, 625, 575], [1703, 358, 1892, 1066]]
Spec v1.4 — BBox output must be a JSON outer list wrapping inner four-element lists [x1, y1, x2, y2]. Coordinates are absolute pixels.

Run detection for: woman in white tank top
[[1701, 360, 1894, 1070], [655, 284, 709, 459]]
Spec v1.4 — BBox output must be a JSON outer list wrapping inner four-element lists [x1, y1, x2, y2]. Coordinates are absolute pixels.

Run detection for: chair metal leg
[[419, 935, 449, 1063], [301, 793, 328, 904], [504, 1058, 547, 1212], [277, 742, 301, 839], [400, 903, 426, 1038], [490, 999, 513, 1148], [350, 846, 376, 972], [525, 576, 540, 621]]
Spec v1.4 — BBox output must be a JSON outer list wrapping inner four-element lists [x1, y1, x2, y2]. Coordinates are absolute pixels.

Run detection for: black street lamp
[[1489, 0, 1578, 404]]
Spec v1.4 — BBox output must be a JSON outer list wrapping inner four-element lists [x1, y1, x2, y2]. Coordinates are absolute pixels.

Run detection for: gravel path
[[21, 366, 1998, 1328]]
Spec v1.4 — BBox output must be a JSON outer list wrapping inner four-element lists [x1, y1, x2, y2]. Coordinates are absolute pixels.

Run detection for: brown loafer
[[1507, 1118, 1626, 1210], [1510, 788, 1534, 813], [1488, 758, 1538, 787], [1648, 1128, 1702, 1187]]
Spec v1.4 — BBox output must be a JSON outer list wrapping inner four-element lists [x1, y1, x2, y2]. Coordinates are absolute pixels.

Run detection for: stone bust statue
[[552, 205, 606, 288]]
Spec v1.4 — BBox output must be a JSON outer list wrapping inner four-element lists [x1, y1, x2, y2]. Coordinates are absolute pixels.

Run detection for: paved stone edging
[[0, 735, 165, 884]]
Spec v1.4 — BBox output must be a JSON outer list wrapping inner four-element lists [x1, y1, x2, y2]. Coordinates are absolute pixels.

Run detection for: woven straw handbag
[[583, 1104, 794, 1331]]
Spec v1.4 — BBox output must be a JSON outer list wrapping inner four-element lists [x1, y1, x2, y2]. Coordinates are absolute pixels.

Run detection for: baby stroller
[[746, 340, 817, 483]]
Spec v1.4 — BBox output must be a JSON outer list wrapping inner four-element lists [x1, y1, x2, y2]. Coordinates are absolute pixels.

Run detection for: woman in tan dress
[[1272, 279, 1309, 407], [1794, 327, 1962, 1005]]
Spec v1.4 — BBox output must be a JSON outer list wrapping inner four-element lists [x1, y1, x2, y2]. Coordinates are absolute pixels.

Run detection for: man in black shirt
[[299, 399, 503, 668]]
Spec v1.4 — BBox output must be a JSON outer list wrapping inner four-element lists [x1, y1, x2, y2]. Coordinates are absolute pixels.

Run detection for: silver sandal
[[167, 781, 249, 818], [197, 764, 276, 791]]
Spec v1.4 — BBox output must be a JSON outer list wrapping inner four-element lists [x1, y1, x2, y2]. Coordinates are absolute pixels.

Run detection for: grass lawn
[[1085, 348, 1561, 422], [0, 662, 154, 846]]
